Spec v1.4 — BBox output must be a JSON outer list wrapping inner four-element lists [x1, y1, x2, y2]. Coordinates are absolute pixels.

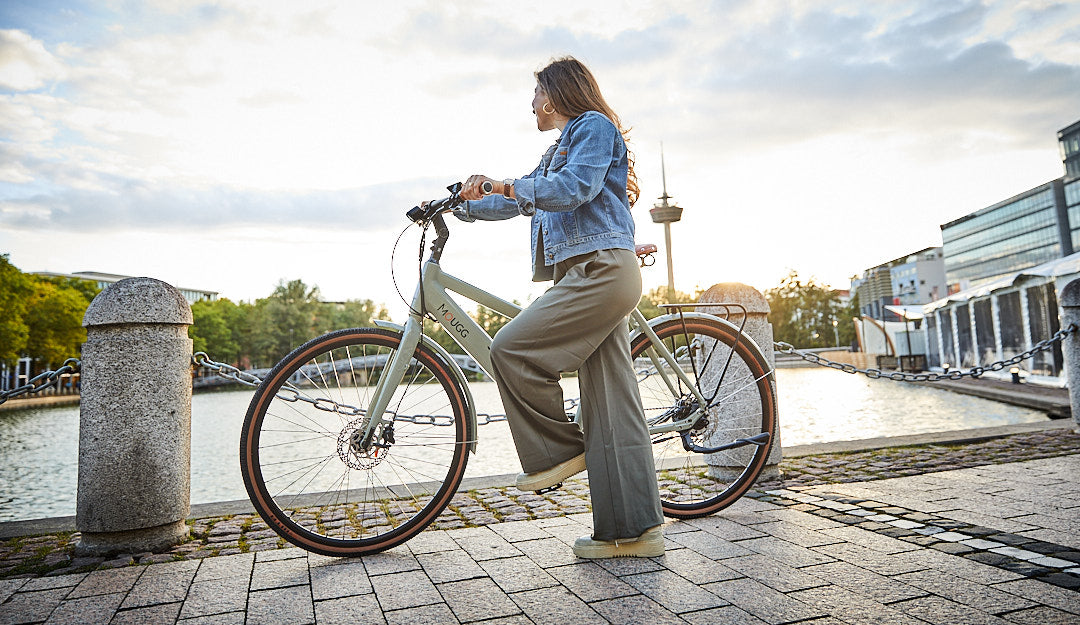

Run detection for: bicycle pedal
[[535, 483, 563, 495]]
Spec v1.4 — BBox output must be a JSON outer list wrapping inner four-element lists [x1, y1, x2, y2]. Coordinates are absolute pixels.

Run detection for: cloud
[[0, 28, 65, 91], [0, 175, 449, 233]]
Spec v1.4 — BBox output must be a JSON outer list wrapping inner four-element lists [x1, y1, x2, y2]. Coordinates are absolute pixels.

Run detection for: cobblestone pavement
[[0, 428, 1078, 623]]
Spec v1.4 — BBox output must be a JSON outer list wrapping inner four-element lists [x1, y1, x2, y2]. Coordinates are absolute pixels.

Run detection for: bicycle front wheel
[[241, 328, 472, 556], [632, 316, 776, 518]]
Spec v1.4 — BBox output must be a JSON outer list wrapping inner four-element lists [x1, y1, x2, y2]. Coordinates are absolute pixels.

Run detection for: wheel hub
[[337, 418, 388, 470]]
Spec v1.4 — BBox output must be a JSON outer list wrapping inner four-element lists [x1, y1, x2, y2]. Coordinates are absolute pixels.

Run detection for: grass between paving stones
[[2, 427, 1077, 579]]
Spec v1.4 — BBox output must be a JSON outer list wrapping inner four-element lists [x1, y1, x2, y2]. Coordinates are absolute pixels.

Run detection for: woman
[[453, 57, 664, 559]]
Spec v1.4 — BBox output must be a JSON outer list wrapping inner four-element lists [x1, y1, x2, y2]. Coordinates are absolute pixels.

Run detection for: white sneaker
[[572, 525, 665, 559], [515, 453, 586, 491]]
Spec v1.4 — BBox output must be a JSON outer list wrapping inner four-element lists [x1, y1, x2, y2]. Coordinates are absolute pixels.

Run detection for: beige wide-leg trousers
[[489, 248, 664, 541]]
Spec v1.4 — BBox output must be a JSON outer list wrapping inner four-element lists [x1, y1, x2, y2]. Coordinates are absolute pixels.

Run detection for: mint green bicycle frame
[[357, 255, 712, 453]]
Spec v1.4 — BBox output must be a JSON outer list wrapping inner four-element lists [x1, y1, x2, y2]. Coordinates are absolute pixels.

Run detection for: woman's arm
[[514, 114, 618, 214]]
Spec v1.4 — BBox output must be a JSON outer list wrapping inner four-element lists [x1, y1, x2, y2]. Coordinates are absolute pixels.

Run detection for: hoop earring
[[542, 103, 556, 115]]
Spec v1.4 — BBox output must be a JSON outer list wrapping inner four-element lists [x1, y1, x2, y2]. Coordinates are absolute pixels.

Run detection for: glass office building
[[940, 180, 1070, 293]]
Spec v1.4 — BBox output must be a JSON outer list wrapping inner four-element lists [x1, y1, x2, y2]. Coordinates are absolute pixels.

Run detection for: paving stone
[[752, 521, 843, 548], [723, 554, 828, 593], [591, 593, 686, 625], [892, 594, 1012, 625], [246, 585, 315, 625], [686, 515, 767, 541], [250, 555, 310, 591], [811, 542, 922, 576], [383, 602, 459, 625], [110, 602, 182, 625], [545, 562, 636, 602], [705, 577, 827, 625], [370, 570, 442, 612], [623, 568, 727, 613], [489, 520, 551, 543], [670, 530, 753, 560], [193, 553, 255, 582], [820, 526, 919, 555], [68, 566, 142, 598], [313, 592, 387, 625], [681, 605, 770, 625], [1001, 606, 1080, 625], [361, 546, 421, 576], [790, 585, 925, 625], [18, 574, 83, 592], [740, 537, 834, 568], [1, 587, 71, 624], [122, 570, 196, 609], [416, 549, 488, 584], [513, 537, 580, 569], [477, 555, 559, 594], [802, 561, 927, 604], [895, 569, 1037, 614], [438, 577, 520, 622], [309, 560, 372, 601], [450, 529, 523, 561], [509, 586, 605, 625], [653, 547, 741, 585], [179, 576, 249, 619], [993, 578, 1080, 615], [41, 591, 124, 625]]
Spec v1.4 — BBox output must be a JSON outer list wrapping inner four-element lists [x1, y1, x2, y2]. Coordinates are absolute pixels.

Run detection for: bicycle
[[240, 183, 777, 556]]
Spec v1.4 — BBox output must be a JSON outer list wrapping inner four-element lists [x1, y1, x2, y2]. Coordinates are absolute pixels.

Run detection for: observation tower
[[649, 149, 683, 296]]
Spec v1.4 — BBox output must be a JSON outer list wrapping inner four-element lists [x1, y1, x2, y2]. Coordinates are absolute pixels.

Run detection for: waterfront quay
[[1, 424, 1077, 624]]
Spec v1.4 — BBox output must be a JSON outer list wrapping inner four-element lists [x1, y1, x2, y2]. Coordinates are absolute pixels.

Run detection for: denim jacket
[[454, 111, 636, 281]]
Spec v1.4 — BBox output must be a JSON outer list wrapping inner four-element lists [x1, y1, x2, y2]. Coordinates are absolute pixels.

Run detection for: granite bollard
[[76, 277, 193, 556], [1059, 278, 1080, 432], [697, 282, 782, 478]]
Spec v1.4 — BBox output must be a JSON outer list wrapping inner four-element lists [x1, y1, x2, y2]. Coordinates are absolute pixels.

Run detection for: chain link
[[0, 359, 81, 406], [774, 324, 1077, 382]]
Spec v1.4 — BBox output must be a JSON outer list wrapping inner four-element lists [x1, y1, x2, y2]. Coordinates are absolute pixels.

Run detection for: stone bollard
[[697, 283, 782, 478], [76, 278, 193, 556], [1059, 278, 1080, 432]]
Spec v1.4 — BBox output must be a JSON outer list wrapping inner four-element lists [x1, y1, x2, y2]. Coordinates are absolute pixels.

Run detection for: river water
[[0, 368, 1052, 522]]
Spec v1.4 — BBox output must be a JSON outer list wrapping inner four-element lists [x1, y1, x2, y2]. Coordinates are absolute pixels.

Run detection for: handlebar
[[406, 182, 464, 223]]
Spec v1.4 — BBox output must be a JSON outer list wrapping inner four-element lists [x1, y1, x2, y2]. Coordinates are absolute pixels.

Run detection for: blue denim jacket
[[455, 111, 636, 281]]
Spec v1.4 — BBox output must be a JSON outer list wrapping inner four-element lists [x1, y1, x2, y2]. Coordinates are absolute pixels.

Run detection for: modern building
[[32, 271, 218, 305], [921, 119, 1080, 380], [855, 247, 946, 321], [940, 180, 1071, 295]]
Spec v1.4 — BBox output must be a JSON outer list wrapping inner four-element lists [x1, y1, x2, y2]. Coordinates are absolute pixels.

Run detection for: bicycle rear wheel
[[632, 316, 776, 518], [241, 328, 472, 556]]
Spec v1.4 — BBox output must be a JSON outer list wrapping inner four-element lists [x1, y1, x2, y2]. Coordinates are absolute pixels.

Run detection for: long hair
[[536, 57, 640, 207]]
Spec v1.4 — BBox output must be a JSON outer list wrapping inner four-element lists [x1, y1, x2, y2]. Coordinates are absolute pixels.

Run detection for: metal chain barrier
[[774, 323, 1078, 382], [0, 358, 81, 406], [192, 352, 510, 426]]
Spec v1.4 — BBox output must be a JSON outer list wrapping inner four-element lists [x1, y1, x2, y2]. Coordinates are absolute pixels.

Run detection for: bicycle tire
[[241, 327, 472, 556], [631, 316, 776, 518]]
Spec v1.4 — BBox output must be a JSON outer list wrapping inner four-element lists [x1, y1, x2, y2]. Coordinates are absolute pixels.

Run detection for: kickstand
[[535, 483, 563, 495]]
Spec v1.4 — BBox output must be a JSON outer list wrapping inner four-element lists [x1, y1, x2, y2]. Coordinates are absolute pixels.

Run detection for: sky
[[2, 0, 1079, 313]]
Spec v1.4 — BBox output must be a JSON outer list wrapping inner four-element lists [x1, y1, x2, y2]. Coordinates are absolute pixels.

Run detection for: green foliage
[[637, 286, 702, 320], [24, 279, 90, 366], [190, 299, 241, 362], [765, 270, 855, 348], [0, 255, 32, 363]]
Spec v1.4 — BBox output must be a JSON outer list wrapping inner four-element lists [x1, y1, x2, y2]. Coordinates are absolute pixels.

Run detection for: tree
[[765, 270, 852, 348], [322, 299, 388, 333], [0, 255, 32, 364], [190, 298, 241, 363], [637, 286, 702, 320], [474, 303, 514, 338], [252, 279, 324, 366], [23, 278, 91, 366]]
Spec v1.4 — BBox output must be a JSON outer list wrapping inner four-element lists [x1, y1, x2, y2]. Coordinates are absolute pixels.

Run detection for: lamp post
[[649, 147, 683, 298], [832, 318, 839, 347]]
